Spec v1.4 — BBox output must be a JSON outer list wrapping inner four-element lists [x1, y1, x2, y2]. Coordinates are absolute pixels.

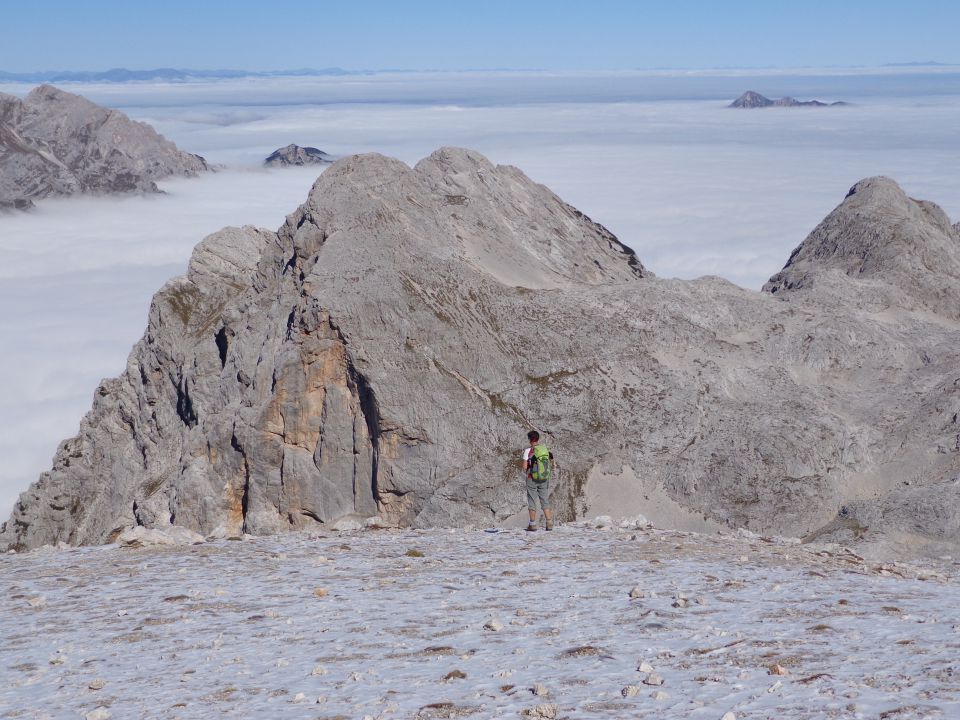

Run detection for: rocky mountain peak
[[730, 91, 773, 108], [764, 176, 960, 317], [288, 147, 648, 290], [263, 143, 333, 167], [0, 84, 208, 209], [730, 90, 848, 108], [26, 83, 79, 103]]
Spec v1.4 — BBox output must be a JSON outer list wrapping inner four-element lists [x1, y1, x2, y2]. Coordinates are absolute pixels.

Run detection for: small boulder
[[619, 514, 649, 529], [523, 704, 558, 719], [116, 525, 204, 548], [331, 515, 364, 532]]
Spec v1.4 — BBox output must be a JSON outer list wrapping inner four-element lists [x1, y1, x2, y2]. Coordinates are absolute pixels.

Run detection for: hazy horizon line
[[2, 62, 959, 83]]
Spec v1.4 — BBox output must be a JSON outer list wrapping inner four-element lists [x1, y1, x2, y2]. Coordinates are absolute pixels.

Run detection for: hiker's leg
[[526, 480, 538, 523], [541, 483, 554, 523]]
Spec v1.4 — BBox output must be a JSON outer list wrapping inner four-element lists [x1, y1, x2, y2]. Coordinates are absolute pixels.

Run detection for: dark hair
[[527, 430, 540, 442]]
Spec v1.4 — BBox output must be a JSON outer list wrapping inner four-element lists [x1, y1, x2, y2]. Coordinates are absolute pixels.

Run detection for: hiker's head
[[527, 430, 540, 445]]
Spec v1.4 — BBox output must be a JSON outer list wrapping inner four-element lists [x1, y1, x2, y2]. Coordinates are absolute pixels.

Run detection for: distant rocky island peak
[[264, 144, 334, 167], [730, 90, 850, 108]]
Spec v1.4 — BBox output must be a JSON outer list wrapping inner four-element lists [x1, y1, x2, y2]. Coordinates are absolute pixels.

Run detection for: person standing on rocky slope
[[523, 430, 555, 531]]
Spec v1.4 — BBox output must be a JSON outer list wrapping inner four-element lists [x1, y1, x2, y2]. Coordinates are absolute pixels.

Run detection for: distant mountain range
[[0, 67, 357, 83]]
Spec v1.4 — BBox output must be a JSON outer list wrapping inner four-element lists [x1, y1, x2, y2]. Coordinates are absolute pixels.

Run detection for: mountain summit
[[3, 150, 959, 558], [264, 144, 333, 167], [0, 85, 208, 209], [729, 91, 848, 108], [765, 176, 960, 317]]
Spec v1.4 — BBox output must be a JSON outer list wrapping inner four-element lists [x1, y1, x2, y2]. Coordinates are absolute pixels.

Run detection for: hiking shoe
[[525, 524, 537, 532], [545, 520, 554, 531]]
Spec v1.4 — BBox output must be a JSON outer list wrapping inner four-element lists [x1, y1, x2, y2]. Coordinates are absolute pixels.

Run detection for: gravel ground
[[2, 524, 958, 719]]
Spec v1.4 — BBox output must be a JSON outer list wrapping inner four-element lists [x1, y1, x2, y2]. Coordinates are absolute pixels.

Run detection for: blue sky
[[2, 0, 959, 72]]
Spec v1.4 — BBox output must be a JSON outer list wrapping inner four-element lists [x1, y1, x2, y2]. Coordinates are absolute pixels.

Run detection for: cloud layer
[[1, 72, 959, 520]]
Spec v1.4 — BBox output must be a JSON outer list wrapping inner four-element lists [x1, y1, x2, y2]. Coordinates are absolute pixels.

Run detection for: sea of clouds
[[1, 69, 959, 520]]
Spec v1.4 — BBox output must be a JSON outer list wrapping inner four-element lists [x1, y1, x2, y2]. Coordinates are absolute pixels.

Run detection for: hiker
[[522, 430, 554, 531]]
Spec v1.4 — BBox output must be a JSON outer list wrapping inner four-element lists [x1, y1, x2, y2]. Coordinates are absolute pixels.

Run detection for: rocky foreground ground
[[2, 524, 958, 719]]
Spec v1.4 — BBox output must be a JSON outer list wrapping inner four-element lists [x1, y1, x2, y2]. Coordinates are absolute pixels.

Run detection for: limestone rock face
[[264, 144, 333, 167], [3, 148, 959, 559], [764, 176, 960, 318], [0, 85, 208, 209]]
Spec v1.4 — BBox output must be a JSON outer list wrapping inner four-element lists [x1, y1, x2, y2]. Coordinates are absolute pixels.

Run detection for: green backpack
[[528, 445, 553, 483]]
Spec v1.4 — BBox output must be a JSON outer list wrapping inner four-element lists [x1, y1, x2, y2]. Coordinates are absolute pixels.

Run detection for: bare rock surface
[[2, 147, 960, 560], [765, 176, 960, 317], [0, 84, 208, 209], [1, 527, 957, 718], [263, 144, 333, 167]]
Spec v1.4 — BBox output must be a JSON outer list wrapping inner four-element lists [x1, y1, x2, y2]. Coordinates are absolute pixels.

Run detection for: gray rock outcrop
[[730, 91, 848, 108], [765, 176, 960, 318], [264, 144, 333, 167], [0, 85, 208, 209], [3, 148, 959, 559]]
